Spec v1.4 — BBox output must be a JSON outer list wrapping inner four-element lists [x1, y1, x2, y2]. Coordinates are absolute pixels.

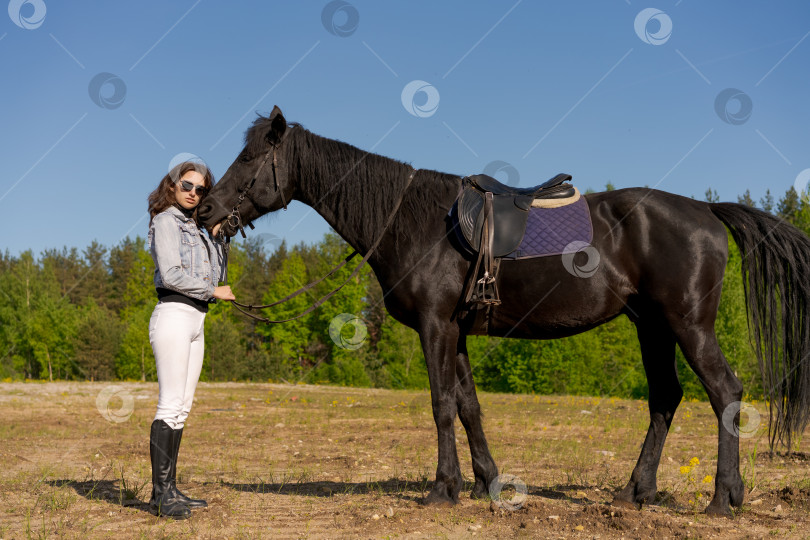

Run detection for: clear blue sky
[[1, 0, 809, 256]]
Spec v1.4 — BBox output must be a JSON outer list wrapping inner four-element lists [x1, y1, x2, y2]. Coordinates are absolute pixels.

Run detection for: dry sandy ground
[[1, 381, 809, 539]]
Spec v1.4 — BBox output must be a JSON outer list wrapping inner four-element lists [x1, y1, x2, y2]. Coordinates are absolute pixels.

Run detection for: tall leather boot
[[148, 420, 191, 519], [169, 427, 208, 508]]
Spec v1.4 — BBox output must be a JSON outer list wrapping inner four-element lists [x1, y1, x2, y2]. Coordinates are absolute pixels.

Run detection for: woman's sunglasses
[[179, 180, 208, 197]]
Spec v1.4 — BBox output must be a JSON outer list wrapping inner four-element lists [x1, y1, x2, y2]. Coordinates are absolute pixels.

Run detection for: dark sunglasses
[[179, 180, 208, 197]]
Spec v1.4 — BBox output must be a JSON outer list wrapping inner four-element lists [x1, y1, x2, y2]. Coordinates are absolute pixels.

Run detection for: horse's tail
[[710, 202, 810, 451]]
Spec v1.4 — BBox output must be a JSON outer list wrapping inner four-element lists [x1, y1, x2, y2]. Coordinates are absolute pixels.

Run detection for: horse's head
[[198, 105, 294, 237]]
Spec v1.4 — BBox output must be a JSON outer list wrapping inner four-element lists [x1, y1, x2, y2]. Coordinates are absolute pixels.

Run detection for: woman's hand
[[214, 285, 236, 301], [212, 222, 222, 238]]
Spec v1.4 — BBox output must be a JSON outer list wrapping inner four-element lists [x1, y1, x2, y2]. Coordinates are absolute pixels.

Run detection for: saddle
[[455, 173, 575, 305]]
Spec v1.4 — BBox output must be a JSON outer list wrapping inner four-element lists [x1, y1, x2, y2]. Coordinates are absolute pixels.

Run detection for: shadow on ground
[[46, 479, 149, 512], [222, 478, 433, 502], [221, 479, 619, 506]]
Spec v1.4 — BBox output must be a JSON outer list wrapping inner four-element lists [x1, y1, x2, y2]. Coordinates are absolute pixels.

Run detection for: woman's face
[[174, 170, 207, 210]]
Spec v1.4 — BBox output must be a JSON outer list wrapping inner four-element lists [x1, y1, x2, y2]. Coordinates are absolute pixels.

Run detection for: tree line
[[2, 185, 809, 401]]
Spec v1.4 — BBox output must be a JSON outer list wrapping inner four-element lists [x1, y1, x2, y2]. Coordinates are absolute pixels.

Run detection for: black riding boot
[[170, 427, 208, 508], [149, 420, 191, 519]]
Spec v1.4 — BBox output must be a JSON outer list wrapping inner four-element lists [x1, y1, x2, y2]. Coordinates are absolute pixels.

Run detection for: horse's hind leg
[[455, 336, 499, 499], [614, 319, 682, 507], [675, 325, 744, 516]]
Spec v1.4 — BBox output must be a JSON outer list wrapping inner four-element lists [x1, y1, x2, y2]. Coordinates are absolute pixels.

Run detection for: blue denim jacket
[[148, 206, 225, 301]]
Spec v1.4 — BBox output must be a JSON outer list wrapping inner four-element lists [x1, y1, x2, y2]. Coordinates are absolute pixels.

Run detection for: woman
[[146, 161, 235, 519]]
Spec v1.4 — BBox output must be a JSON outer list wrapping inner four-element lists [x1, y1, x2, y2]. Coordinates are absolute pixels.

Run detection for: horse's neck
[[290, 135, 412, 254], [288, 131, 462, 275]]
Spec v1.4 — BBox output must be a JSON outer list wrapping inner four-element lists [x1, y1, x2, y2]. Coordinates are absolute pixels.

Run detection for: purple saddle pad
[[505, 196, 593, 259]]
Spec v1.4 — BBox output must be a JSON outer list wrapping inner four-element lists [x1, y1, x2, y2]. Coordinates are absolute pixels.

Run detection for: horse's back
[[586, 187, 723, 231], [586, 187, 728, 256]]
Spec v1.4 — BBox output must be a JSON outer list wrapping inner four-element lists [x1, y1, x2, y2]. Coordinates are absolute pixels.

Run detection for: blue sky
[[1, 0, 809, 256]]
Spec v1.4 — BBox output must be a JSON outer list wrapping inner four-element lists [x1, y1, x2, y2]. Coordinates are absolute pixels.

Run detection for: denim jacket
[[148, 206, 225, 301]]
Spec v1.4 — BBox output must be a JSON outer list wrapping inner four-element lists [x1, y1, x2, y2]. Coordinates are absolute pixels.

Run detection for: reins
[[219, 168, 417, 324]]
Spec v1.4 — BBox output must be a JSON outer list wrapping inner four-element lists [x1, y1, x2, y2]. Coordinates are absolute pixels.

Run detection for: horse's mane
[[246, 115, 459, 251]]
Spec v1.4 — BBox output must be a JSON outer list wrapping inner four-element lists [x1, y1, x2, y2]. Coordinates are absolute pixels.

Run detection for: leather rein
[[217, 146, 417, 324]]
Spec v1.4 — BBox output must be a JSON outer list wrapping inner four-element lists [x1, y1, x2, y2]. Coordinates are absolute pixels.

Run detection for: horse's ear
[[266, 105, 287, 145]]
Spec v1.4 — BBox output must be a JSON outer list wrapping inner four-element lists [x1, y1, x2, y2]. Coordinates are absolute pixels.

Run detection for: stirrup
[[473, 272, 501, 305]]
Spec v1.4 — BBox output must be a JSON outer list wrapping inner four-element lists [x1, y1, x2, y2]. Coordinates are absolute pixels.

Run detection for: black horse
[[198, 106, 810, 516]]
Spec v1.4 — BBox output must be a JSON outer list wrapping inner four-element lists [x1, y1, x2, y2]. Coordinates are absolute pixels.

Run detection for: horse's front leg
[[420, 317, 463, 505], [456, 335, 499, 499]]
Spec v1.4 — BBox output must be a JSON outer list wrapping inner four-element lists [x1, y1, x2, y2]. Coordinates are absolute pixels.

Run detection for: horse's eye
[[239, 154, 252, 163]]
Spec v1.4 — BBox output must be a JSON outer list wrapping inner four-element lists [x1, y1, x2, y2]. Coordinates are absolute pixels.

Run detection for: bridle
[[223, 137, 287, 240], [216, 135, 418, 324]]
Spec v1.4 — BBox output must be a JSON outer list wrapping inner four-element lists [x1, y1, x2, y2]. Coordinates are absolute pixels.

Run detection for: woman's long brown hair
[[147, 161, 215, 225]]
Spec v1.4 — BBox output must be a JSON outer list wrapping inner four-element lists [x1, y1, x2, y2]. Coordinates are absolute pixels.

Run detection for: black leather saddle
[[454, 173, 574, 306], [457, 173, 574, 257], [468, 173, 574, 198]]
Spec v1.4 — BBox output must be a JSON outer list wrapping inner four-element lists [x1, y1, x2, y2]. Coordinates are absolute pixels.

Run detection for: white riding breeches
[[149, 302, 205, 429]]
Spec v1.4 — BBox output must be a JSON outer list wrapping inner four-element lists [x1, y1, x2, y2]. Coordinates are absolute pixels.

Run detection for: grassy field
[[1, 381, 809, 539]]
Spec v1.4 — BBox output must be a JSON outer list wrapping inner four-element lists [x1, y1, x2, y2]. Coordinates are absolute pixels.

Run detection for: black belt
[[156, 288, 210, 313]]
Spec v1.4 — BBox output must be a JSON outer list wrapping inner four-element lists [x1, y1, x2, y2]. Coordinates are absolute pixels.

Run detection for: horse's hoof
[[613, 481, 656, 508], [705, 502, 734, 518]]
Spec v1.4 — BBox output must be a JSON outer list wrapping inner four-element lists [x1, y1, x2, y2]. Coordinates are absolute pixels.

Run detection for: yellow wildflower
[[702, 475, 713, 484], [689, 457, 700, 467], [679, 466, 691, 475]]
